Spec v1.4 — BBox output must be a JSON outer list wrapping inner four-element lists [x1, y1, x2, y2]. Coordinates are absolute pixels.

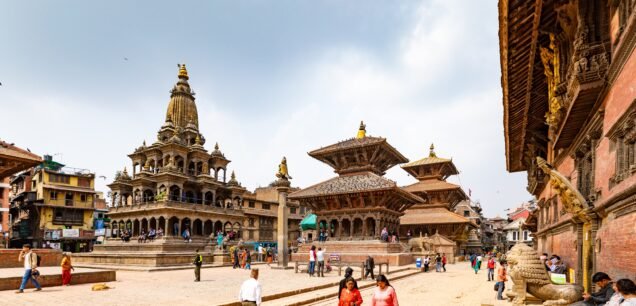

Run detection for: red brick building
[[500, 0, 636, 291]]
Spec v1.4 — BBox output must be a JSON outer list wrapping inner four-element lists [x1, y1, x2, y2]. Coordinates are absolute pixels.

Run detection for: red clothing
[[371, 286, 399, 306], [442, 256, 447, 264], [487, 259, 496, 269], [62, 270, 72, 285], [339, 288, 363, 306]]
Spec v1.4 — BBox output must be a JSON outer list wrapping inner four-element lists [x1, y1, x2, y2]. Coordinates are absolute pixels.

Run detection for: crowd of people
[[380, 227, 399, 243]]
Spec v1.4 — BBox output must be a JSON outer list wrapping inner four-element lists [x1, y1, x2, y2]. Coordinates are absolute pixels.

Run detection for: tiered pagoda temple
[[399, 144, 478, 256], [290, 123, 422, 265]]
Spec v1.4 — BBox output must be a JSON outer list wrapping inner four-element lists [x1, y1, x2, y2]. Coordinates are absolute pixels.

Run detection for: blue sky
[[0, 0, 531, 217]]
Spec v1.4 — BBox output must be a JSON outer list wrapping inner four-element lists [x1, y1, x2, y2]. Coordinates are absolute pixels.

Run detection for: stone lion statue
[[506, 243, 582, 305]]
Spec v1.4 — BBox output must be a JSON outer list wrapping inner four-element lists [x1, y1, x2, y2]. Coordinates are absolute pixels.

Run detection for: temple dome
[[165, 64, 199, 130]]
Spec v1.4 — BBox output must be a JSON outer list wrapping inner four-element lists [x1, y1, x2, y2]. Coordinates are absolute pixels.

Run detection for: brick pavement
[[0, 263, 513, 305]]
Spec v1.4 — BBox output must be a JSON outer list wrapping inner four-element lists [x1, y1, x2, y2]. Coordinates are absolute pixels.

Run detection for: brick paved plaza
[[0, 263, 511, 305]]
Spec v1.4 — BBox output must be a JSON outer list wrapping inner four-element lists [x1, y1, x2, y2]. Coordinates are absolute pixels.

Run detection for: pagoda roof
[[289, 171, 421, 202], [400, 207, 473, 225], [402, 179, 464, 194], [0, 140, 42, 178], [308, 136, 408, 175]]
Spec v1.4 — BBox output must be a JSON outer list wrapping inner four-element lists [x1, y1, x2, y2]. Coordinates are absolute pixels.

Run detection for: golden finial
[[356, 121, 366, 139], [215, 142, 219, 150], [178, 64, 189, 80], [195, 134, 202, 145], [429, 143, 437, 158], [231, 170, 236, 180]]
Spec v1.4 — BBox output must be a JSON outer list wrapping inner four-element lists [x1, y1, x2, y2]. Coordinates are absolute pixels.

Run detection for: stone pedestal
[[274, 178, 291, 269]]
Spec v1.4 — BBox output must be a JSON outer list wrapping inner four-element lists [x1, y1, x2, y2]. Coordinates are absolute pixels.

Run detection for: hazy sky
[[0, 0, 532, 217]]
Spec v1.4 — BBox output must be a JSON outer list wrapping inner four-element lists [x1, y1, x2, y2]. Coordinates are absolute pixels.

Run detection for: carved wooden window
[[607, 100, 636, 187], [618, 0, 636, 32]]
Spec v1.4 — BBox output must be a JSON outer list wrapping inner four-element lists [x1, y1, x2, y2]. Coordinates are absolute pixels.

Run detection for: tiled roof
[[0, 140, 42, 178], [290, 172, 421, 203], [0, 140, 41, 162], [401, 156, 452, 168], [309, 136, 387, 155], [400, 207, 472, 225], [402, 179, 463, 193]]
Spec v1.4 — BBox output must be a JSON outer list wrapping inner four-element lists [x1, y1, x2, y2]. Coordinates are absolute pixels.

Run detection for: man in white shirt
[[316, 247, 326, 277], [238, 268, 261, 306], [16, 244, 41, 293], [258, 245, 264, 262]]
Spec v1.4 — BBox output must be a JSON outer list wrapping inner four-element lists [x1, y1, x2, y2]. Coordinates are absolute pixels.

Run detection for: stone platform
[[291, 241, 414, 266], [73, 237, 231, 267], [0, 267, 116, 291]]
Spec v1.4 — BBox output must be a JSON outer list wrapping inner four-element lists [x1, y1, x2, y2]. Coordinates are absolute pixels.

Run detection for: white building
[[503, 217, 532, 250]]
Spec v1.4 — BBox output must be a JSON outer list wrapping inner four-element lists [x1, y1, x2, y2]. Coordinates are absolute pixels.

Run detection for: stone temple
[[74, 65, 304, 266]]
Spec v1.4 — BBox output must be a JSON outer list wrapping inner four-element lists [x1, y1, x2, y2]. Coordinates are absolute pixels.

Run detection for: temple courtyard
[[0, 263, 511, 305]]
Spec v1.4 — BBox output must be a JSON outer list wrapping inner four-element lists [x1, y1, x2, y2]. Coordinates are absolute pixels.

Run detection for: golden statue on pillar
[[356, 121, 366, 139], [276, 157, 292, 180]]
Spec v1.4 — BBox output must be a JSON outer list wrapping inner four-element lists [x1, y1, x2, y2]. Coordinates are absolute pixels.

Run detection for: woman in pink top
[[371, 274, 399, 306]]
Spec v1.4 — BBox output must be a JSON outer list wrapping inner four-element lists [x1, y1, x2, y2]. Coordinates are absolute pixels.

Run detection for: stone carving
[[540, 33, 562, 129], [506, 243, 583, 305], [536, 157, 590, 222], [407, 234, 432, 253]]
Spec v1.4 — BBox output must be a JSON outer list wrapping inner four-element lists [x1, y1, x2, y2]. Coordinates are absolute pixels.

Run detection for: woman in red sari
[[339, 277, 363, 306]]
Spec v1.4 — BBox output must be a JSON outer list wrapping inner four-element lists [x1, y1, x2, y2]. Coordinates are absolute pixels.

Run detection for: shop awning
[[300, 214, 316, 231]]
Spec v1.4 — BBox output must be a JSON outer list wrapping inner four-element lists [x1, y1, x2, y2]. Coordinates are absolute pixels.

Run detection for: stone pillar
[[275, 180, 291, 269]]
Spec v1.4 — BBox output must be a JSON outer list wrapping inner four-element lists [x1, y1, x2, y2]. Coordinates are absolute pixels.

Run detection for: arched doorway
[[193, 219, 203, 236], [341, 219, 351, 237], [214, 221, 223, 234], [330, 219, 339, 238], [168, 217, 179, 236], [365, 217, 376, 237], [133, 219, 140, 236], [169, 185, 181, 202], [204, 192, 213, 205], [141, 218, 148, 233], [353, 218, 363, 237], [204, 220, 213, 236], [149, 217, 157, 231], [181, 218, 191, 235], [158, 216, 166, 232]]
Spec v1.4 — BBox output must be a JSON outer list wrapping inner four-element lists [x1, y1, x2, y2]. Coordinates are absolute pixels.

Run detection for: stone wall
[[595, 211, 636, 280], [0, 270, 115, 291], [0, 249, 62, 268]]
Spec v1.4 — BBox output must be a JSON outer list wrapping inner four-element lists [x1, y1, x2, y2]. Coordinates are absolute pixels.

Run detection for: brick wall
[[0, 249, 63, 268], [537, 227, 578, 273], [0, 270, 116, 291], [596, 212, 636, 280]]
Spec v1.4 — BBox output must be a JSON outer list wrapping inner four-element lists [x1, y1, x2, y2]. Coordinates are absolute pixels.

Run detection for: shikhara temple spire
[[165, 64, 198, 130], [356, 121, 366, 139], [178, 63, 189, 80]]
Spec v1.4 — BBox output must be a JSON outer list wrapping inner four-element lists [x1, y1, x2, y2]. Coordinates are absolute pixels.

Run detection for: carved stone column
[[273, 176, 292, 269]]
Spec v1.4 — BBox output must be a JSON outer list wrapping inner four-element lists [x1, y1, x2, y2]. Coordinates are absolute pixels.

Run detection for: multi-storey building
[[500, 0, 636, 290], [9, 155, 96, 252], [0, 140, 41, 247]]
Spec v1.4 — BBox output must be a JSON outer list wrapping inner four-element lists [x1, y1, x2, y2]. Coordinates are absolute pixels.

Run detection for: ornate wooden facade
[[500, 0, 636, 291]]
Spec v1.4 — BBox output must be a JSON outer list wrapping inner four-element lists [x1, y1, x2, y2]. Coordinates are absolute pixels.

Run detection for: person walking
[[61, 252, 74, 286], [435, 253, 442, 272], [238, 268, 262, 306], [495, 260, 507, 300], [423, 256, 430, 272], [469, 253, 476, 270], [233, 246, 240, 269], [365, 255, 376, 280], [338, 267, 358, 299], [371, 274, 399, 306], [474, 254, 483, 274], [16, 244, 41, 293], [216, 232, 224, 251], [316, 247, 326, 277], [442, 254, 447, 272], [338, 277, 363, 306], [257, 244, 264, 262], [308, 245, 317, 277], [193, 249, 203, 281], [487, 256, 496, 281], [245, 249, 252, 270]]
